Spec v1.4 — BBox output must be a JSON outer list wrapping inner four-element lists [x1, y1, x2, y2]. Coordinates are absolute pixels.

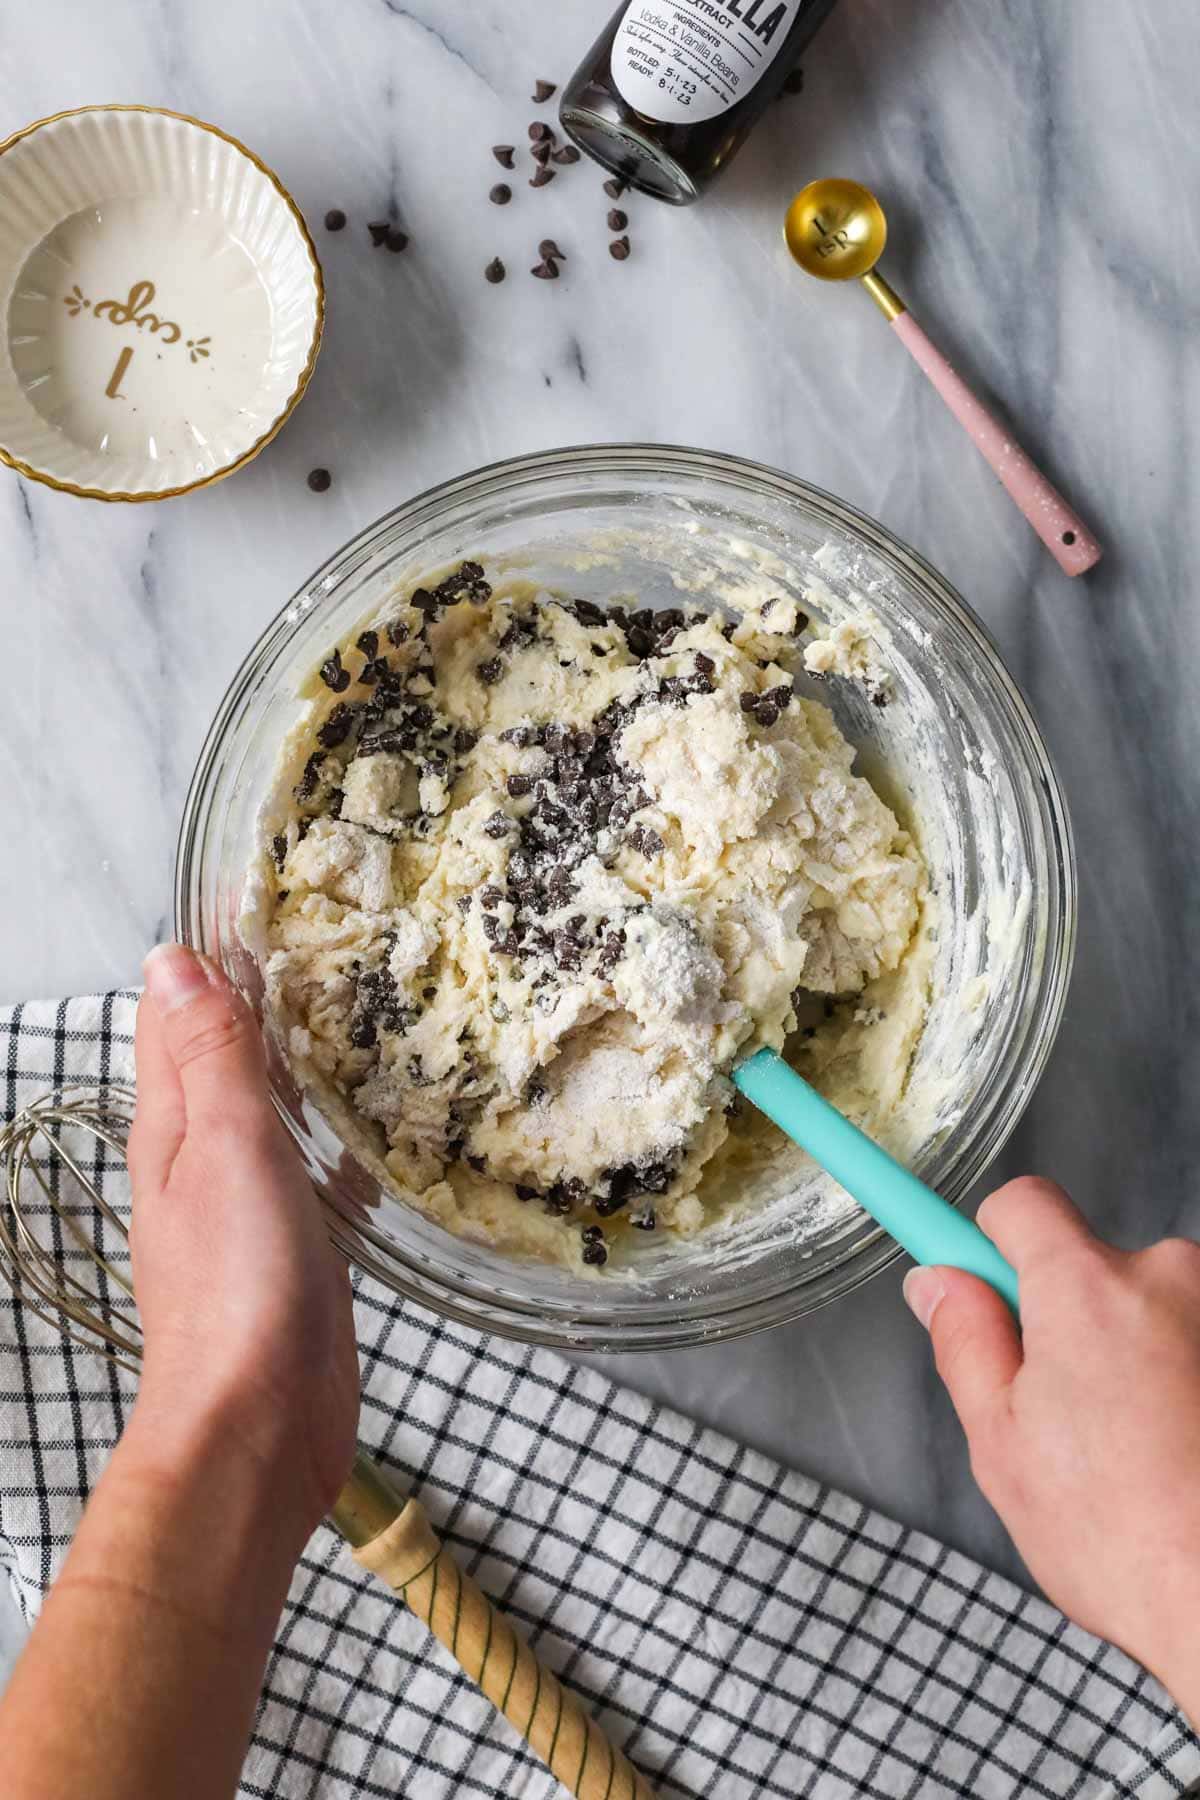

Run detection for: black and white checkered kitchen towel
[[2, 994, 1198, 1799]]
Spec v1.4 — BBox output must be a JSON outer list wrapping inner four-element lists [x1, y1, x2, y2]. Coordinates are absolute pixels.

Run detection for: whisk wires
[[0, 1086, 143, 1375]]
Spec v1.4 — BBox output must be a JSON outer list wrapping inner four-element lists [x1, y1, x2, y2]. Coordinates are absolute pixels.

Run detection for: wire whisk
[[0, 1085, 141, 1374]]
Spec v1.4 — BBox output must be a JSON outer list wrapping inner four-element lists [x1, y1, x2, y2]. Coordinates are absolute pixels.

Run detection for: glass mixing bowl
[[176, 445, 1075, 1351]]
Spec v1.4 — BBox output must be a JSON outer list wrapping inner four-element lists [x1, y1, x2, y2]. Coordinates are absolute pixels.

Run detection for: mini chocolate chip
[[387, 616, 410, 646], [582, 1241, 608, 1267], [756, 703, 781, 728], [294, 753, 322, 801], [531, 258, 559, 278], [530, 167, 557, 189], [515, 1183, 538, 1201], [324, 208, 347, 231], [603, 177, 627, 199], [532, 79, 557, 102], [307, 467, 332, 493], [607, 208, 628, 231], [629, 825, 664, 858], [483, 811, 513, 839], [507, 773, 536, 797], [481, 886, 504, 909], [581, 1224, 605, 1244], [740, 691, 761, 712], [356, 630, 379, 659], [492, 144, 516, 168], [528, 120, 553, 142], [320, 650, 350, 692], [552, 144, 581, 165], [385, 228, 409, 253], [489, 183, 512, 205], [454, 728, 479, 755], [367, 220, 391, 246], [318, 703, 355, 748], [271, 833, 288, 870], [477, 656, 505, 685], [694, 652, 716, 676], [609, 235, 631, 261], [538, 238, 566, 261], [531, 140, 552, 166], [485, 256, 506, 284]]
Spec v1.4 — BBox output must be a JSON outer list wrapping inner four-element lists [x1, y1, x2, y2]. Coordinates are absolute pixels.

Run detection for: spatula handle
[[733, 1049, 1019, 1312], [891, 309, 1102, 578], [345, 1479, 653, 1798]]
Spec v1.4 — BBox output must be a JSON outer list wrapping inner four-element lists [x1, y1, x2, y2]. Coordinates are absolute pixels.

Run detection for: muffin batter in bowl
[[254, 561, 929, 1271]]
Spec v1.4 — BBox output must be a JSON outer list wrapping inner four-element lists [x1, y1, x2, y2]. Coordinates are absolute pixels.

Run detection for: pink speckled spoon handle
[[891, 310, 1102, 577]]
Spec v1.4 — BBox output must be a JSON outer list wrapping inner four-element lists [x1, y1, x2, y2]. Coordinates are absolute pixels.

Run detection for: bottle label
[[611, 0, 805, 124]]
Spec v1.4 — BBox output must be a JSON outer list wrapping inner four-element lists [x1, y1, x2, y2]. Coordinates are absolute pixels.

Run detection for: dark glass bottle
[[560, 0, 837, 205]]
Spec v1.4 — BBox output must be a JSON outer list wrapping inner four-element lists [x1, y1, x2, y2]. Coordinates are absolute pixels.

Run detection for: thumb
[[141, 943, 270, 1134], [904, 1266, 1022, 1441]]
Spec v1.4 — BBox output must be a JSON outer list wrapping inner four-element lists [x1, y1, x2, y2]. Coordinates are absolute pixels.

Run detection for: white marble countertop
[[3, 0, 1199, 1671]]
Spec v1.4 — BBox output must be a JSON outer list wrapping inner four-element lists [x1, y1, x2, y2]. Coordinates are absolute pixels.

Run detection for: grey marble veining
[[2, 0, 1199, 1677]]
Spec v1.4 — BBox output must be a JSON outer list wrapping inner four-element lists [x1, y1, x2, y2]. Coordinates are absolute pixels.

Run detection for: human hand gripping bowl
[[180, 448, 1072, 1347]]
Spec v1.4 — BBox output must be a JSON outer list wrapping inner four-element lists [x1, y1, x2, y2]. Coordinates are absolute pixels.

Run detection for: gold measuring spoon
[[784, 178, 1102, 578]]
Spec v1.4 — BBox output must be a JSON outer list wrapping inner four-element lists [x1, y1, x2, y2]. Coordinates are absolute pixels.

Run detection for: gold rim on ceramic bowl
[[0, 104, 323, 502]]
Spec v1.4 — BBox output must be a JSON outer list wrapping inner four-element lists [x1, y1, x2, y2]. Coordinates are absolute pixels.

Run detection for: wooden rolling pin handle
[[354, 1498, 654, 1800]]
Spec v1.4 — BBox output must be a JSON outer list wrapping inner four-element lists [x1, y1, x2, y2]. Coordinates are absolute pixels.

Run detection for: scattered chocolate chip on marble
[[529, 166, 556, 188], [538, 238, 566, 262], [606, 208, 628, 232], [485, 256, 506, 284], [489, 183, 512, 206], [528, 120, 553, 142], [324, 208, 346, 231], [367, 220, 391, 247], [492, 144, 516, 168], [552, 144, 581, 165], [307, 467, 332, 493], [532, 79, 557, 103], [531, 140, 552, 166], [608, 235, 631, 261], [603, 177, 627, 200], [385, 228, 409, 253], [531, 257, 559, 279]]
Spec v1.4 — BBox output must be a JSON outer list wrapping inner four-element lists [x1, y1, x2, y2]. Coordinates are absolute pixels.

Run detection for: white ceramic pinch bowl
[[0, 105, 323, 501]]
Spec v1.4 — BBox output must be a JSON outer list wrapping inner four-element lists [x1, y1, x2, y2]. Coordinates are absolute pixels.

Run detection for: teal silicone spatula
[[733, 1048, 1020, 1314]]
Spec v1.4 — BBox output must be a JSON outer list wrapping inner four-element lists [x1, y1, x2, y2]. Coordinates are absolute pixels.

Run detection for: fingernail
[[903, 1268, 946, 1331], [143, 943, 209, 1013]]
